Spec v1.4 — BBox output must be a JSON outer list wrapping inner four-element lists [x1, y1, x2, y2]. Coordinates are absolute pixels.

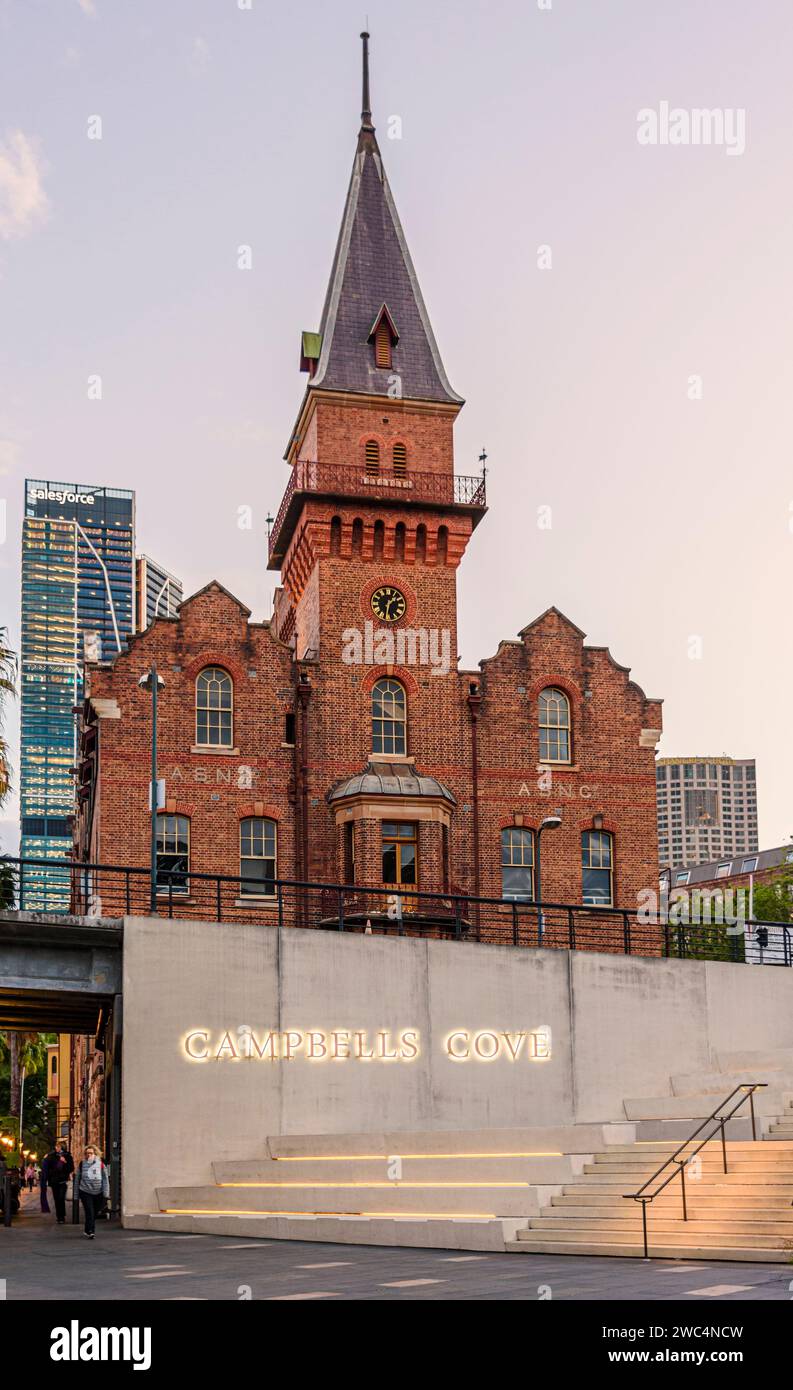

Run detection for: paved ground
[[2, 1194, 791, 1300]]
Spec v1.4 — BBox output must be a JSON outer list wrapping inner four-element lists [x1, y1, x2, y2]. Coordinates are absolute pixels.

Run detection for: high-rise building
[[656, 756, 758, 869], [19, 480, 136, 909], [135, 555, 182, 630]]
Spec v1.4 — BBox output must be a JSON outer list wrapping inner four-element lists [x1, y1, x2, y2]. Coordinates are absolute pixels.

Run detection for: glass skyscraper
[[20, 480, 136, 909], [135, 554, 182, 630]]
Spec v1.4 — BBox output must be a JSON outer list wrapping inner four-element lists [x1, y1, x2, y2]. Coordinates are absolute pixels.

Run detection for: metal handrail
[[268, 459, 487, 557], [4, 856, 793, 965], [623, 1082, 768, 1258]]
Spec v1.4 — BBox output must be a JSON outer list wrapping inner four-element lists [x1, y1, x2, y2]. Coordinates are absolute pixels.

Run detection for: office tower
[[19, 480, 135, 908], [135, 555, 182, 629], [656, 756, 758, 869]]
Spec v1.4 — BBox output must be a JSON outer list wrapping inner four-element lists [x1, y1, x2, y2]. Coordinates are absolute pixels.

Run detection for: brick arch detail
[[160, 802, 197, 818], [578, 815, 618, 835], [526, 675, 582, 709], [361, 666, 420, 700], [238, 804, 282, 822], [357, 431, 387, 457], [183, 653, 247, 684]]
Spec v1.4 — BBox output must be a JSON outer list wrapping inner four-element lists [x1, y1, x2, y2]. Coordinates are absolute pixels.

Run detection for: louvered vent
[[375, 319, 392, 369], [365, 440, 380, 475]]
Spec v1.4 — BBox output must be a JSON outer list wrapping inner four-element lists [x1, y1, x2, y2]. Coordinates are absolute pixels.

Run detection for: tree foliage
[[752, 869, 793, 924]]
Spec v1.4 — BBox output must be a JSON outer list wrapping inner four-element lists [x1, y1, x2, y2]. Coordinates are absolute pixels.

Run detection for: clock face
[[371, 585, 407, 623]]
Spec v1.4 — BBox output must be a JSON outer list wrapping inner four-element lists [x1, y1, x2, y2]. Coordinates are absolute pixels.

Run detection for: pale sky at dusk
[[2, 0, 792, 853]]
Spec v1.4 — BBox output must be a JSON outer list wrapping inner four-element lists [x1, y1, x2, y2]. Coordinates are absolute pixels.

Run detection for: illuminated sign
[[31, 487, 95, 505], [182, 1025, 552, 1064], [444, 1028, 551, 1061], [183, 1029, 420, 1062]]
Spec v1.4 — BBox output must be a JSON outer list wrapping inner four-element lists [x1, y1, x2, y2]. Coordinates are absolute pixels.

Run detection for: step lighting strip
[[216, 1180, 533, 1189], [271, 1151, 563, 1160]]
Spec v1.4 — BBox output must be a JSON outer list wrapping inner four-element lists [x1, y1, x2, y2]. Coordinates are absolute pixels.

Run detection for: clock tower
[[267, 32, 486, 888]]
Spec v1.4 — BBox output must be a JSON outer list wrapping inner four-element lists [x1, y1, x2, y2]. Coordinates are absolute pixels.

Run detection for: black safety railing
[[623, 1083, 769, 1258], [2, 856, 793, 966]]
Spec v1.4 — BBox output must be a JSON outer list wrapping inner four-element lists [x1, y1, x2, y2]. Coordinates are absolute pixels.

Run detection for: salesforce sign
[[30, 486, 96, 505]]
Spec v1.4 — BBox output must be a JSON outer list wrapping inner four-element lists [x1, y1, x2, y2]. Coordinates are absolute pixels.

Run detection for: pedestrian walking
[[76, 1146, 109, 1239], [25, 1163, 35, 1192], [44, 1141, 74, 1224]]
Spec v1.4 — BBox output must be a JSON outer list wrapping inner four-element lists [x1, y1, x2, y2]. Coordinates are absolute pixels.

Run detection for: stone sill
[[190, 745, 241, 756]]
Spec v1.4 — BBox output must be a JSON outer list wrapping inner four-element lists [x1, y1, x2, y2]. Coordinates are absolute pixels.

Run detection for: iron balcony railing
[[3, 857, 792, 966], [268, 460, 487, 561]]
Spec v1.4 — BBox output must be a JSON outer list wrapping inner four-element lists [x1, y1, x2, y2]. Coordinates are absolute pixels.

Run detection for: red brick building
[[74, 44, 662, 937]]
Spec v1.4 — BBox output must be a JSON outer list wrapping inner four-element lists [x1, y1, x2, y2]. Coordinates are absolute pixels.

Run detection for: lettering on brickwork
[[167, 765, 261, 786]]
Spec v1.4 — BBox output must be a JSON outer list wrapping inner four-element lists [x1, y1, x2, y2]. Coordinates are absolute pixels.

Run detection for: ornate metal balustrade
[[268, 460, 487, 562]]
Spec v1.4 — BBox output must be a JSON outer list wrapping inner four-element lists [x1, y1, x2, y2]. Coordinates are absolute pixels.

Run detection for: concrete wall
[[121, 916, 793, 1214]]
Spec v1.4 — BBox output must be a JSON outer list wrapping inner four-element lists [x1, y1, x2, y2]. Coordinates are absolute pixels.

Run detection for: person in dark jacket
[[45, 1141, 74, 1224]]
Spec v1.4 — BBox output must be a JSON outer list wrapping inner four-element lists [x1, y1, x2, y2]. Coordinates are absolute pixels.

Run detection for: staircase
[[129, 1125, 621, 1252], [129, 1052, 793, 1260], [509, 1138, 793, 1262], [767, 1100, 793, 1141]]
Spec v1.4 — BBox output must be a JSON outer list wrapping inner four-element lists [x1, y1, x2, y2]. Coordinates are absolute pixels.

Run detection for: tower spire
[[360, 30, 374, 134]]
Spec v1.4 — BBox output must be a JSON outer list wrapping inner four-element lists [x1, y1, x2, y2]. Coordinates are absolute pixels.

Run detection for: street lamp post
[[535, 813, 562, 945], [138, 666, 165, 912]]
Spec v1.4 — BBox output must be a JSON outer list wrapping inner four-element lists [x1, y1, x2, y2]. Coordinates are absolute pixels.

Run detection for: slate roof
[[307, 121, 462, 406], [669, 845, 792, 887]]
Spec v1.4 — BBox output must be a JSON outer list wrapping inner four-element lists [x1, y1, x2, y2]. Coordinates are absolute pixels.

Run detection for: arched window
[[365, 439, 380, 475], [538, 687, 571, 764], [373, 519, 385, 559], [196, 667, 233, 747], [156, 813, 190, 895], [329, 515, 341, 556], [372, 677, 406, 756], [240, 817, 277, 896], [436, 525, 448, 565], [393, 442, 407, 476], [351, 517, 363, 556], [394, 521, 406, 562], [582, 830, 614, 906], [415, 523, 427, 563], [501, 828, 534, 901]]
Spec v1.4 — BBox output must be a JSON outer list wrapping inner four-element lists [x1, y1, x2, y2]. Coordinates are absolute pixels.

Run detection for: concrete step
[[506, 1237, 789, 1263], [552, 1192, 793, 1209], [669, 1070, 790, 1098], [157, 1181, 540, 1218], [603, 1140, 793, 1154], [213, 1155, 582, 1185], [717, 1048, 793, 1072], [583, 1163, 793, 1178], [515, 1224, 793, 1249], [562, 1180, 793, 1195], [588, 1150, 793, 1164], [633, 1118, 756, 1141], [590, 1142, 793, 1160], [623, 1090, 786, 1121], [131, 1210, 520, 1251], [530, 1215, 793, 1236], [265, 1124, 635, 1160], [538, 1205, 793, 1225]]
